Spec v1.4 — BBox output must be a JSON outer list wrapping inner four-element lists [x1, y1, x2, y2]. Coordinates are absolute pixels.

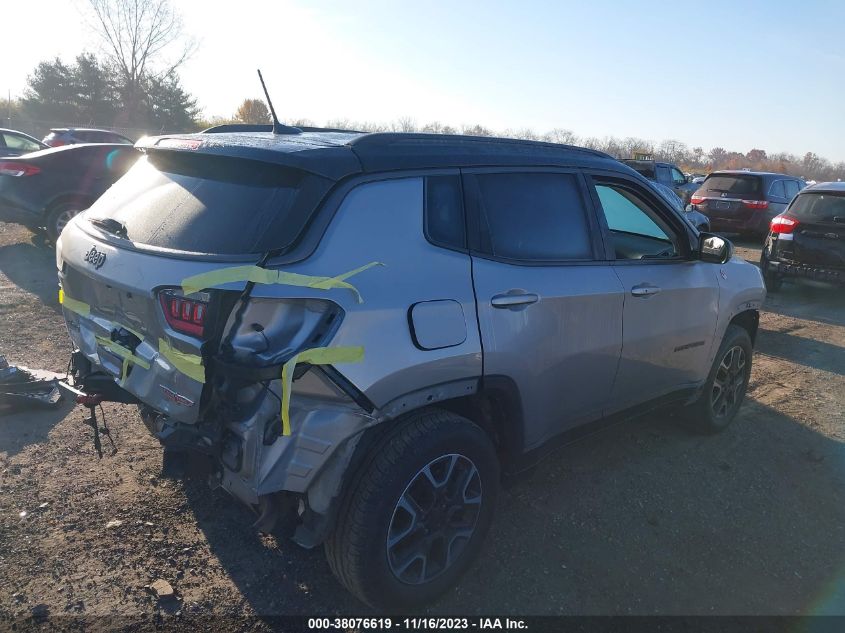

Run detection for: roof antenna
[[257, 69, 300, 135]]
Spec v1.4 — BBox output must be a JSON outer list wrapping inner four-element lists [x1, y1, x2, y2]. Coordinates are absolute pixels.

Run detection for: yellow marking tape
[[95, 334, 151, 385], [280, 346, 364, 436], [180, 262, 384, 304], [158, 338, 206, 384], [59, 289, 90, 317]]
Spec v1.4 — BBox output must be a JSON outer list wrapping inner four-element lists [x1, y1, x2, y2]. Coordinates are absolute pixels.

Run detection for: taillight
[[690, 195, 705, 205], [158, 290, 207, 337], [0, 161, 40, 177], [741, 199, 769, 209], [770, 215, 799, 235]]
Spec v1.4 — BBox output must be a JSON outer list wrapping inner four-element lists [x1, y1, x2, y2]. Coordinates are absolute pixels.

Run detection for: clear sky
[[3, 0, 844, 161]]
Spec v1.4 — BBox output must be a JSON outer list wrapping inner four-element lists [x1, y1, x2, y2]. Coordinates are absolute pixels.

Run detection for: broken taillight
[[158, 290, 207, 337]]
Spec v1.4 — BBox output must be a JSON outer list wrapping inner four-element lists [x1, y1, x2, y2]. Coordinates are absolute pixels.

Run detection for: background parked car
[[760, 182, 845, 290], [0, 143, 140, 240], [652, 181, 710, 231], [42, 128, 134, 147], [621, 158, 700, 203], [691, 171, 805, 239], [0, 128, 47, 157]]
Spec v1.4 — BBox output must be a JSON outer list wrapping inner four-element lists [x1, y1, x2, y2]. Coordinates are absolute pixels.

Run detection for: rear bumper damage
[[65, 343, 378, 546]]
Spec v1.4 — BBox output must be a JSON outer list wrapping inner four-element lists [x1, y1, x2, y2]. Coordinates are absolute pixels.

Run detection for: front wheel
[[325, 408, 499, 610], [684, 324, 753, 434]]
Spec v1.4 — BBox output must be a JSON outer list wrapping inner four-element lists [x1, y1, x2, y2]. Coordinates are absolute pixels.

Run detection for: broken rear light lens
[[158, 290, 207, 337]]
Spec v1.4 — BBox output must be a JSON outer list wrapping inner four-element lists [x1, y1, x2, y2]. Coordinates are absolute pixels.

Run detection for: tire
[[325, 408, 499, 610], [684, 324, 753, 434], [760, 251, 783, 291], [46, 200, 87, 242]]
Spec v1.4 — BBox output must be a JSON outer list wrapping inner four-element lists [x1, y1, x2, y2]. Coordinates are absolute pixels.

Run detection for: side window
[[472, 172, 593, 261], [655, 165, 672, 184], [424, 175, 465, 250], [594, 183, 679, 260], [3, 134, 40, 151], [670, 167, 686, 185], [784, 180, 800, 198], [769, 180, 786, 199]]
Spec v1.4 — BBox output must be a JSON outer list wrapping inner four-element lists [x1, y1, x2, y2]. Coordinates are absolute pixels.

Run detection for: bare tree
[[86, 0, 196, 120]]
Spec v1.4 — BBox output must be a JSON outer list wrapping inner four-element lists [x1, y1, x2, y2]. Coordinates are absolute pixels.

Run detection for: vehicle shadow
[[183, 398, 845, 616], [765, 282, 845, 327], [757, 327, 845, 376], [0, 236, 61, 311], [0, 398, 74, 458]]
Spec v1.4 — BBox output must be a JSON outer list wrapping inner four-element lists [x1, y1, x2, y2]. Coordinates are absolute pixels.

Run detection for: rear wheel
[[760, 251, 783, 291], [325, 408, 499, 610], [46, 200, 86, 242], [684, 324, 753, 434]]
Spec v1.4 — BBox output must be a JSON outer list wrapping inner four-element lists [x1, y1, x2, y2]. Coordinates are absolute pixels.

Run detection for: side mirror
[[698, 232, 733, 264]]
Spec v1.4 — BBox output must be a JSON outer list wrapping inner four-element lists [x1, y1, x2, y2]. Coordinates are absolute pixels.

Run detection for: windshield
[[788, 192, 845, 222], [700, 174, 762, 195], [84, 150, 332, 254]]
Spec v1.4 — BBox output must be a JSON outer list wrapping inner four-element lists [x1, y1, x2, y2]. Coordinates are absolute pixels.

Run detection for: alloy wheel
[[386, 453, 482, 585], [710, 345, 747, 419]]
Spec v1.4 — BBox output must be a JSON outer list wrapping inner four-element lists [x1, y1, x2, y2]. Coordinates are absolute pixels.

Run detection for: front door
[[463, 169, 624, 450], [585, 175, 721, 413]]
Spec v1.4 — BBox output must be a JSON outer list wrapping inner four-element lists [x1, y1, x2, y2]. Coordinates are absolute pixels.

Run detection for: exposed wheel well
[[729, 310, 760, 346], [44, 194, 93, 219]]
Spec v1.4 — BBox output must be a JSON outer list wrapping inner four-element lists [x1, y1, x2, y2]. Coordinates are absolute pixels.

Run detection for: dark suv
[[621, 158, 699, 203], [760, 182, 845, 289], [691, 171, 804, 238]]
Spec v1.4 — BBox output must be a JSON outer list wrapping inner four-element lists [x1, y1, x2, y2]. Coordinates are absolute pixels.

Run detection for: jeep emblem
[[83, 246, 106, 270]]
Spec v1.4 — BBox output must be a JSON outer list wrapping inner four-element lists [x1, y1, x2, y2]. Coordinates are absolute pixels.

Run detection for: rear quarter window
[[84, 151, 332, 255]]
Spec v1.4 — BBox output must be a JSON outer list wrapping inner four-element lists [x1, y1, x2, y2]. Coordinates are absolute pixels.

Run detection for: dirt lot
[[1, 221, 844, 623]]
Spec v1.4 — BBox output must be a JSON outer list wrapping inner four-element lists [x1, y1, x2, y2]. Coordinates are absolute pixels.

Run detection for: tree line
[[5, 0, 842, 182]]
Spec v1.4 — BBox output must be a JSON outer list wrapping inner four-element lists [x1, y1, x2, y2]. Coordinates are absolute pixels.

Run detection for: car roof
[[138, 130, 619, 181], [13, 143, 137, 160], [708, 170, 796, 178], [621, 159, 673, 168], [50, 128, 125, 134], [802, 181, 845, 194]]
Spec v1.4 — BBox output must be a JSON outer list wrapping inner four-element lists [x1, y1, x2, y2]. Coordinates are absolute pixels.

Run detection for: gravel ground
[[1, 222, 843, 624]]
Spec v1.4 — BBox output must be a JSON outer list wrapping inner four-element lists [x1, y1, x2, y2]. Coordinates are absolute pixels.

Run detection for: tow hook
[[75, 393, 117, 458]]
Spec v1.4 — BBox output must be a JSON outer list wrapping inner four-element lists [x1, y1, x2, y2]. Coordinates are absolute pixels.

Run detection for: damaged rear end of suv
[[57, 130, 491, 609]]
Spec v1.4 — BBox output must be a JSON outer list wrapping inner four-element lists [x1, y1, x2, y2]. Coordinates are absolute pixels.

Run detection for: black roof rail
[[347, 132, 612, 159]]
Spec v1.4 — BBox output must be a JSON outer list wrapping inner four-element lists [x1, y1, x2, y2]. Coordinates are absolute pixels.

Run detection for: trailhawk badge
[[83, 246, 106, 269]]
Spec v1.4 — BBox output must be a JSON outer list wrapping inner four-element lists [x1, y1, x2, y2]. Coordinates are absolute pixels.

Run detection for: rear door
[[463, 168, 624, 449], [585, 172, 720, 411]]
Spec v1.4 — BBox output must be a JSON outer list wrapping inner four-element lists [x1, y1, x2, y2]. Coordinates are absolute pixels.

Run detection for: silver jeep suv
[[56, 130, 765, 609]]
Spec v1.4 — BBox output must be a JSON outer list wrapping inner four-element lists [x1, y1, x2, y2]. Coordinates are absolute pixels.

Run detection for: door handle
[[491, 292, 539, 309], [631, 284, 661, 297]]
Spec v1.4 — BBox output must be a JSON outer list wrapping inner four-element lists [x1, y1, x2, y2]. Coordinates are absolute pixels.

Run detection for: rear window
[[701, 174, 762, 196], [788, 192, 845, 222], [84, 151, 332, 254]]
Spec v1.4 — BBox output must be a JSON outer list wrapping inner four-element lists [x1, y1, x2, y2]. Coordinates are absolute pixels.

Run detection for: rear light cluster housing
[[0, 161, 40, 177], [158, 290, 207, 337], [770, 215, 799, 235]]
